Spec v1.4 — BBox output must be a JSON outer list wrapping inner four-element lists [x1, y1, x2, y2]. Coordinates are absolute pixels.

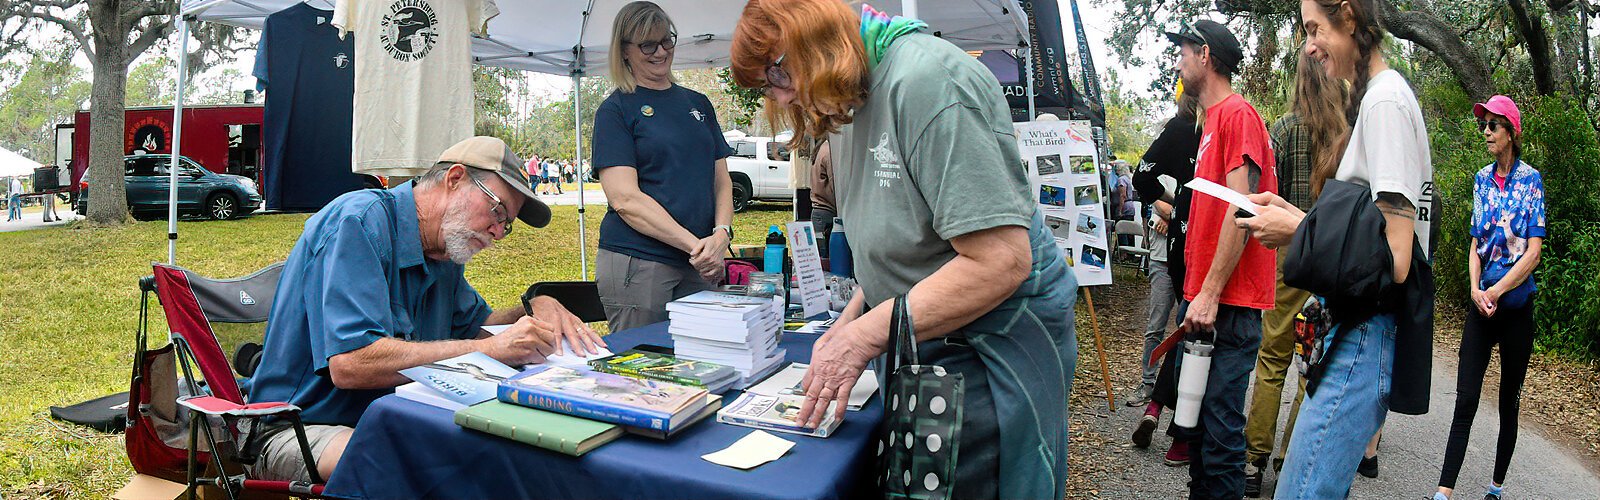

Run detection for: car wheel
[[732, 179, 752, 213], [206, 193, 238, 220]]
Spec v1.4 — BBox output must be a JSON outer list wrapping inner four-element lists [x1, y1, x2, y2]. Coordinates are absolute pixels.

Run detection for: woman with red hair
[[732, 2, 1077, 497]]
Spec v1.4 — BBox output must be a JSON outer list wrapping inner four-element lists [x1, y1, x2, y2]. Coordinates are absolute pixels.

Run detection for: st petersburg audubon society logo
[[380, 0, 439, 62]]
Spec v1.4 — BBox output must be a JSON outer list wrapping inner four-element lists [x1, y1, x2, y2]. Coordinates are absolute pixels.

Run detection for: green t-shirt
[[833, 33, 1033, 305]]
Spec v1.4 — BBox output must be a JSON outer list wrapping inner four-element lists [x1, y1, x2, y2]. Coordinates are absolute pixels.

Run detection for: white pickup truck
[[724, 132, 794, 212]]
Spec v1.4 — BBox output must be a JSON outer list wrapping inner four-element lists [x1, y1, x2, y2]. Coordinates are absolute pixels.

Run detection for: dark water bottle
[[764, 225, 786, 275], [828, 217, 852, 278]]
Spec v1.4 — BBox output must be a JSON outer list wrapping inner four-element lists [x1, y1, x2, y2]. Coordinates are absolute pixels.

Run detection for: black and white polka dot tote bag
[[876, 295, 963, 500]]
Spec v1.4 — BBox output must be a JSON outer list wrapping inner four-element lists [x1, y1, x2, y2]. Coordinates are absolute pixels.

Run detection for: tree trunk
[[1548, 1, 1585, 95], [1373, 0, 1496, 102], [1509, 0, 1559, 95], [86, 0, 131, 225]]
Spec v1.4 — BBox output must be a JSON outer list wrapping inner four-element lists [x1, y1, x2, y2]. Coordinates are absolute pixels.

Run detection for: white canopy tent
[[0, 146, 42, 179], [171, 0, 1037, 271]]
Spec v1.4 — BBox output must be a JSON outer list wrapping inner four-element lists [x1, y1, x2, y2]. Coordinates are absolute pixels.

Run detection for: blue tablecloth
[[323, 322, 882, 500]]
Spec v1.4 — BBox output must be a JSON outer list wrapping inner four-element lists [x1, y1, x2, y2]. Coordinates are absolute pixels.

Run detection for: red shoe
[[1132, 402, 1161, 448], [1164, 440, 1192, 467]]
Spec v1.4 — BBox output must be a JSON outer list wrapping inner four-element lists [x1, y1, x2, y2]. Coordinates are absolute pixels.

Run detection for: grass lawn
[[0, 204, 793, 498]]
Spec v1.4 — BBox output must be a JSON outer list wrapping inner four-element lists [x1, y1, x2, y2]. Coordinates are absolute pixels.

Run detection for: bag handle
[[888, 295, 919, 368]]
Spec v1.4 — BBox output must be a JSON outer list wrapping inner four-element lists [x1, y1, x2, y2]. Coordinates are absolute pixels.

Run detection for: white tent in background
[[0, 147, 42, 179], [173, 0, 1035, 271]]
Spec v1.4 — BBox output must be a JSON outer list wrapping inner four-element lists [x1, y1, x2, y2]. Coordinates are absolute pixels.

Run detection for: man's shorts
[[247, 424, 351, 482]]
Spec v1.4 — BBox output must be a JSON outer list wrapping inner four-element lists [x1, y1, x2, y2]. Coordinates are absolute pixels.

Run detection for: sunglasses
[[1477, 119, 1507, 133], [762, 54, 792, 97], [467, 173, 514, 236], [634, 32, 677, 56], [1179, 22, 1211, 50]]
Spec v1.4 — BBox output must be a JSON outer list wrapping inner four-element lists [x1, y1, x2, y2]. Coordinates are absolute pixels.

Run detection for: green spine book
[[454, 400, 624, 456], [589, 350, 735, 387]]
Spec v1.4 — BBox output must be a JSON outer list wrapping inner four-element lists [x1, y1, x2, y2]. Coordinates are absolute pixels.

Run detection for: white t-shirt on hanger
[[334, 0, 498, 177]]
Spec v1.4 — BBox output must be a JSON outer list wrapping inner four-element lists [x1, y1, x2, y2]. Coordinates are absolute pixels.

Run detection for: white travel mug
[[1173, 338, 1214, 428]]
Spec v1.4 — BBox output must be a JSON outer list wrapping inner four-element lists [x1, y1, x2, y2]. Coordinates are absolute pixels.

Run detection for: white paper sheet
[[479, 324, 613, 368], [701, 430, 796, 470], [1184, 177, 1262, 216]]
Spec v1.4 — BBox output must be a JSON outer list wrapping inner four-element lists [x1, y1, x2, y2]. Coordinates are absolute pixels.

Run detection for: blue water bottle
[[828, 217, 852, 278], [764, 225, 786, 275]]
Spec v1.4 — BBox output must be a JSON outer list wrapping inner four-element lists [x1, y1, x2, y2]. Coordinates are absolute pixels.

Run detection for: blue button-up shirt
[[250, 183, 492, 426], [1470, 160, 1546, 295]]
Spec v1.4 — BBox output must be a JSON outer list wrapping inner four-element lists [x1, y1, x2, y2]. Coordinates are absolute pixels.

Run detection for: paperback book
[[454, 400, 623, 456], [716, 392, 840, 438], [396, 352, 518, 411]]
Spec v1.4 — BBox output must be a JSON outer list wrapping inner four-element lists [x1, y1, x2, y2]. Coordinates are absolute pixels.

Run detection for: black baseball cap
[[1165, 20, 1244, 76]]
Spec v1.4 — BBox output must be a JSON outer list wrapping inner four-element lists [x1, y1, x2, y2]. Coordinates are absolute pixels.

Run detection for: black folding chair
[[522, 281, 606, 323]]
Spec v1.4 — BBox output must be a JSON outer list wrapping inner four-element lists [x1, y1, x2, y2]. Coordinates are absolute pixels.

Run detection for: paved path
[[1069, 275, 1599, 498], [0, 207, 81, 232], [538, 188, 607, 206]]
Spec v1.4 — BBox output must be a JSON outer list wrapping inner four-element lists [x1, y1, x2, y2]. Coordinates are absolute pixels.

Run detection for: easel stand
[[1082, 287, 1116, 412]]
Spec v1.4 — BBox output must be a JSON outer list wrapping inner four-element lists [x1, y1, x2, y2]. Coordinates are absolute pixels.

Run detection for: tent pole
[[1024, 46, 1036, 118], [902, 0, 918, 19], [168, 17, 193, 265], [573, 71, 587, 280]]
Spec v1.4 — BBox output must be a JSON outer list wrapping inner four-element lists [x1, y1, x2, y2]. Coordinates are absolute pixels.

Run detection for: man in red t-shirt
[[1166, 19, 1278, 499]]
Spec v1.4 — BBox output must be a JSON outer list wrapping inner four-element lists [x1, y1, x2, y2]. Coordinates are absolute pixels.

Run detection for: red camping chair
[[136, 262, 326, 499]]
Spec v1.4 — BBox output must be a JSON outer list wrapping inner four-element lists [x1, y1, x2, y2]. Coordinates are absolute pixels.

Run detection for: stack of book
[[498, 365, 721, 439], [665, 290, 787, 388], [589, 349, 739, 394]]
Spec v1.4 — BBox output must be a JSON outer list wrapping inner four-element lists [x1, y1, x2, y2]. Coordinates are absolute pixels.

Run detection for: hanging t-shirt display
[[333, 0, 497, 177], [254, 2, 367, 212]]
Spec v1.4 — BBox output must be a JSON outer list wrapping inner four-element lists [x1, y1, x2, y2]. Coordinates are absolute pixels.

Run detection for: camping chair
[[145, 262, 326, 499], [1113, 219, 1151, 272], [524, 281, 606, 323]]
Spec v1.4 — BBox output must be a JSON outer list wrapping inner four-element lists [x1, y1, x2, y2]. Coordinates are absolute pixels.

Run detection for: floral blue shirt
[[1470, 160, 1545, 293]]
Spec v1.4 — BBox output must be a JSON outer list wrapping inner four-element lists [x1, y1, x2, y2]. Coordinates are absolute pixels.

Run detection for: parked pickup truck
[[724, 132, 794, 212]]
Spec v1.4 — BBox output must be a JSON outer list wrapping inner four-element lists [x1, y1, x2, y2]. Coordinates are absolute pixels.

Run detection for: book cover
[[397, 352, 518, 410], [716, 392, 840, 438], [589, 350, 737, 388], [744, 363, 879, 411], [453, 400, 623, 456], [665, 291, 776, 321], [499, 365, 708, 431]]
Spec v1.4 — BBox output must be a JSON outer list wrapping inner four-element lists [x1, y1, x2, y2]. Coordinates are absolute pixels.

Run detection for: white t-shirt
[[334, 0, 497, 176], [1336, 69, 1434, 256]]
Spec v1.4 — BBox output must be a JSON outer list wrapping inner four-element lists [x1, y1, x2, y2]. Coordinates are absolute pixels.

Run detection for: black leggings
[[1438, 302, 1535, 489]]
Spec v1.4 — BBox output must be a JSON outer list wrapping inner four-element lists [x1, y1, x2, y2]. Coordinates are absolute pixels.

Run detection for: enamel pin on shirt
[[641, 105, 654, 117]]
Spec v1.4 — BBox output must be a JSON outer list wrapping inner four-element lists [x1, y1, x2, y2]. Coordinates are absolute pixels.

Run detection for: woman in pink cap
[[1433, 95, 1546, 500]]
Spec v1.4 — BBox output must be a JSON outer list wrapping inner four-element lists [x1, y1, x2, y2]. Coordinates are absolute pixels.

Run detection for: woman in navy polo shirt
[[591, 1, 735, 331], [1433, 96, 1546, 500]]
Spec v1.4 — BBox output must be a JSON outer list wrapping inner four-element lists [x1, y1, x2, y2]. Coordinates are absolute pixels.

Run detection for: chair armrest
[[178, 395, 302, 418]]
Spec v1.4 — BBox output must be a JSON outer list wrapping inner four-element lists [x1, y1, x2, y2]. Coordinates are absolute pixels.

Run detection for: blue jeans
[[7, 194, 19, 220], [1275, 313, 1396, 499], [1187, 305, 1262, 499]]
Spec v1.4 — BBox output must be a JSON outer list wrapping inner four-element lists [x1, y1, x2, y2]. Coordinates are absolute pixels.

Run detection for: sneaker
[[1125, 384, 1154, 407], [1357, 454, 1379, 478], [1163, 441, 1191, 467], [1132, 413, 1157, 448], [1483, 482, 1503, 500], [1244, 460, 1264, 497]]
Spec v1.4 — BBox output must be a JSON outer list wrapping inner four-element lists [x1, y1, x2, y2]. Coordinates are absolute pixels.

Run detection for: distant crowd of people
[[521, 155, 587, 196]]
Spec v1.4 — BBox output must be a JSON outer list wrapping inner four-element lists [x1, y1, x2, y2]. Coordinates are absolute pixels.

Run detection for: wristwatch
[[714, 224, 734, 240]]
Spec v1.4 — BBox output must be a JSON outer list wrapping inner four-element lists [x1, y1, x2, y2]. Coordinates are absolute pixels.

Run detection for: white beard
[[441, 196, 492, 264]]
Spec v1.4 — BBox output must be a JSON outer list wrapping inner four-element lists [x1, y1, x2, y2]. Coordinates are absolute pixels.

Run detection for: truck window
[[767, 143, 790, 162], [732, 141, 757, 158]]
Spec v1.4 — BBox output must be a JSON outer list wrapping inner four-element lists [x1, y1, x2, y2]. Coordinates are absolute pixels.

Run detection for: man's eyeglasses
[[1477, 119, 1505, 133], [762, 54, 792, 97], [468, 173, 514, 236], [634, 32, 677, 56]]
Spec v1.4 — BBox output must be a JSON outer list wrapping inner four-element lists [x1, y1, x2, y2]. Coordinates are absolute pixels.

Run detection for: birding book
[[498, 365, 710, 433]]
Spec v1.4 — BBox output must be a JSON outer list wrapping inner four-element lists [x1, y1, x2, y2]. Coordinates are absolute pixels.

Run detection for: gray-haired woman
[[591, 1, 735, 331]]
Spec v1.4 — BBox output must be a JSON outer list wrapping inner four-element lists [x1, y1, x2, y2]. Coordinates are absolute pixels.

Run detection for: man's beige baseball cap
[[435, 136, 551, 228]]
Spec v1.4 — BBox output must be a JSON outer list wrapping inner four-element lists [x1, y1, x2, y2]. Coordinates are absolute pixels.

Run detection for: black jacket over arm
[[1282, 179, 1435, 415]]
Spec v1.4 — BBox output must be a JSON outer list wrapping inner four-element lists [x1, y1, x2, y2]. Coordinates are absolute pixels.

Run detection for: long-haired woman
[[1237, 0, 1435, 496]]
